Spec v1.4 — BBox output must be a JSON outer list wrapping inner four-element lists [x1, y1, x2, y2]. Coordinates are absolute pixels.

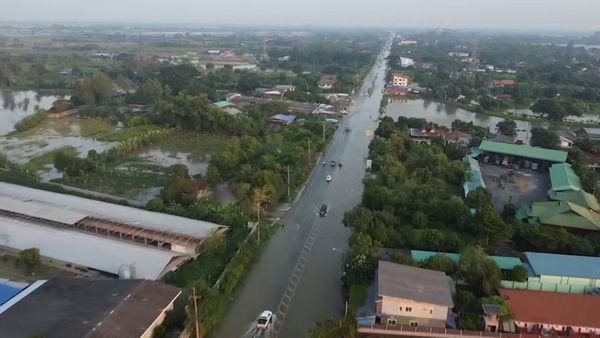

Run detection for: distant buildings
[[409, 127, 446, 143], [213, 100, 243, 116], [448, 52, 470, 57], [398, 40, 418, 46], [399, 57, 415, 68], [270, 114, 297, 126], [490, 79, 516, 87], [576, 127, 600, 141], [318, 75, 337, 90], [0, 278, 181, 338], [500, 289, 600, 335], [392, 74, 409, 87], [386, 86, 408, 96]]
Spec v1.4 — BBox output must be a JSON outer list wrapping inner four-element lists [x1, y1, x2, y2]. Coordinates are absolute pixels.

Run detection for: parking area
[[480, 163, 550, 212]]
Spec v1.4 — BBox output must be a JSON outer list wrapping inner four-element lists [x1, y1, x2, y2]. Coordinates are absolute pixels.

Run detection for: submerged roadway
[[215, 35, 393, 338]]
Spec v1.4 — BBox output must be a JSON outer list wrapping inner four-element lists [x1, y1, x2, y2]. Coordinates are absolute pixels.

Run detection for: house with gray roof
[[364, 261, 454, 328]]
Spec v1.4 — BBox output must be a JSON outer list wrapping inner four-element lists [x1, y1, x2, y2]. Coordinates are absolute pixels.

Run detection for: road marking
[[272, 221, 320, 337]]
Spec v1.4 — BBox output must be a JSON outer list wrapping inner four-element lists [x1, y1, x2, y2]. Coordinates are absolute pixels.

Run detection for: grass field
[[24, 145, 77, 172]]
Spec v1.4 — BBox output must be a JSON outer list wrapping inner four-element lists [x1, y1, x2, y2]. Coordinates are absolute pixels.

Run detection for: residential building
[[482, 304, 502, 332], [490, 79, 516, 87], [0, 278, 181, 338], [190, 179, 213, 200], [213, 100, 243, 116], [398, 40, 418, 45], [500, 289, 600, 335], [399, 57, 415, 68], [318, 75, 337, 90], [0, 182, 227, 279], [444, 131, 472, 146], [270, 114, 297, 126], [362, 261, 454, 328], [409, 128, 446, 143], [576, 127, 600, 141], [392, 74, 409, 87], [448, 52, 470, 57]]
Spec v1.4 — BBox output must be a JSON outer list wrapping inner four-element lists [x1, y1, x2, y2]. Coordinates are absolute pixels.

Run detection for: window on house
[[406, 307, 412, 312], [387, 318, 397, 326], [430, 309, 433, 315], [398, 306, 403, 312], [410, 321, 419, 327]]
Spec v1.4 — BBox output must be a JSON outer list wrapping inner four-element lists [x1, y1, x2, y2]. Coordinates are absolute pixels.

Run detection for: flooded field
[[0, 90, 64, 135]]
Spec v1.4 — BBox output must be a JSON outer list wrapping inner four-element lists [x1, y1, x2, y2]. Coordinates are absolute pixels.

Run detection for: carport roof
[[479, 140, 567, 163], [549, 163, 582, 192]]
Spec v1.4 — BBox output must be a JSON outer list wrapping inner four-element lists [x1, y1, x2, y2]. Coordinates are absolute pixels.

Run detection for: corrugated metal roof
[[213, 101, 236, 108], [411, 250, 523, 270], [525, 252, 600, 279], [0, 182, 225, 239], [463, 156, 486, 197], [0, 216, 182, 280], [479, 140, 567, 163], [549, 163, 582, 192], [0, 196, 87, 225], [527, 201, 600, 231], [549, 190, 600, 211], [0, 284, 21, 306], [377, 261, 453, 307]]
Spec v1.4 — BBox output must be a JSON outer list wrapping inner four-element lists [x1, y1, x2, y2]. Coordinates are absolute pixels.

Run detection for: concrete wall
[[140, 294, 179, 338], [378, 296, 448, 328], [516, 321, 600, 335]]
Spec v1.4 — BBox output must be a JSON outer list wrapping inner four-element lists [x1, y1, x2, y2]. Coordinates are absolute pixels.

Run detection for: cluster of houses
[[357, 250, 600, 337]]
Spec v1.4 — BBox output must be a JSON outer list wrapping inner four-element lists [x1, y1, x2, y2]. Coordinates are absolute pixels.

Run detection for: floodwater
[[385, 98, 534, 143], [0, 90, 64, 135], [506, 108, 600, 124], [138, 149, 209, 176]]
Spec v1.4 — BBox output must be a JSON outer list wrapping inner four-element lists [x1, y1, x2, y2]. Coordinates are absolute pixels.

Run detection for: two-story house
[[392, 74, 409, 87], [372, 261, 454, 328]]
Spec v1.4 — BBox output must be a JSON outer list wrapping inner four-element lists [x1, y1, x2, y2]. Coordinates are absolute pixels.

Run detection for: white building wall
[[379, 296, 448, 321]]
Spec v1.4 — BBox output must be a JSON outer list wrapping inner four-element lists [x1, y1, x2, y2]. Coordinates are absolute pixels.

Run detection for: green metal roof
[[463, 156, 486, 197], [549, 163, 582, 192], [213, 101, 237, 108], [410, 250, 523, 270], [549, 190, 600, 211], [526, 201, 600, 231], [479, 140, 568, 163]]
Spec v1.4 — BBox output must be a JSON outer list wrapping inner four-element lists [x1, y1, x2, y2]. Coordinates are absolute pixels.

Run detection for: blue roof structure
[[463, 155, 486, 197], [525, 252, 600, 280], [411, 250, 523, 270], [271, 114, 297, 124], [0, 283, 22, 306]]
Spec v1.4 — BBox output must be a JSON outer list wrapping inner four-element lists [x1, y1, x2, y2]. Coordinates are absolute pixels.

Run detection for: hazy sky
[[2, 0, 600, 32]]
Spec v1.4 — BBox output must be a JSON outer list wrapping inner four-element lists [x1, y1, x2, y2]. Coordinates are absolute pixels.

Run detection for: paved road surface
[[214, 36, 392, 338]]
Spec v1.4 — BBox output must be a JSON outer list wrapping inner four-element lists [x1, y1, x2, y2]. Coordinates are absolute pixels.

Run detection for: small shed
[[270, 114, 297, 126]]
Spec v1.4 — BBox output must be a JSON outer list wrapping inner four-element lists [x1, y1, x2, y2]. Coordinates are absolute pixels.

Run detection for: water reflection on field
[[0, 90, 64, 135], [385, 98, 534, 143]]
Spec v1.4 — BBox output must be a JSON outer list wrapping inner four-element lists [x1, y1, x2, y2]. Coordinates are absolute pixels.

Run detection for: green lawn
[[25, 146, 78, 172], [349, 284, 368, 308]]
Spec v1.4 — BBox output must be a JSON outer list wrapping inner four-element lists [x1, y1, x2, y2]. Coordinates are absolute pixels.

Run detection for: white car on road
[[325, 175, 332, 182], [256, 310, 273, 330]]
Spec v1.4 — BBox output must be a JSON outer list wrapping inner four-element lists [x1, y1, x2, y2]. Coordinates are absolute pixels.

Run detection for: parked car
[[256, 310, 273, 330], [326, 175, 332, 182], [319, 204, 329, 217]]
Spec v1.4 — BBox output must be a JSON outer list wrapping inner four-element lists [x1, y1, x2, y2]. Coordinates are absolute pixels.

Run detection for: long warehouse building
[[0, 182, 228, 279]]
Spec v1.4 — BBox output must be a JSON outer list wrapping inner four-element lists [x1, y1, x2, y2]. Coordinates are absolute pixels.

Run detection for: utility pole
[[307, 138, 312, 168], [192, 287, 200, 338], [322, 122, 326, 143]]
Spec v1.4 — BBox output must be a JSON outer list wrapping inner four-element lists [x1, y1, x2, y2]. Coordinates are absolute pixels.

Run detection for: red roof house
[[491, 80, 516, 87], [500, 289, 600, 335]]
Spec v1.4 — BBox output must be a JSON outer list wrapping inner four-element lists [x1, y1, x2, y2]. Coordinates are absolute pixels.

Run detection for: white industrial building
[[0, 182, 228, 280]]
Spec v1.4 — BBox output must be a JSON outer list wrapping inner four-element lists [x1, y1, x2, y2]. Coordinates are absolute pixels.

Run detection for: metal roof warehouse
[[0, 182, 228, 279], [478, 140, 568, 163]]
